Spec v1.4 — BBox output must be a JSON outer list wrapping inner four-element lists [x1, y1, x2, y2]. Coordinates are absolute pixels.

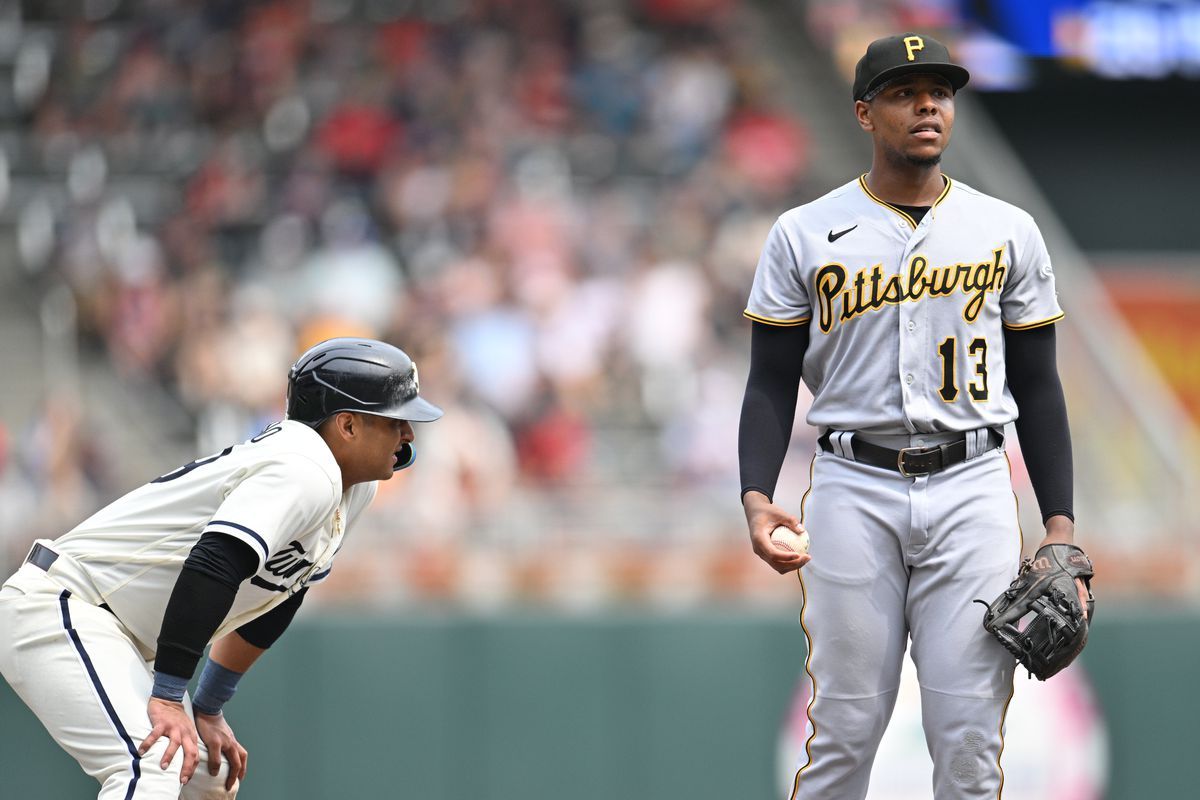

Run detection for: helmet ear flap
[[285, 364, 326, 428]]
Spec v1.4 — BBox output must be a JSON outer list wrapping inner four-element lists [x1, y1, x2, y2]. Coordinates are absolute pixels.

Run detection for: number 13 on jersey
[[937, 336, 988, 402]]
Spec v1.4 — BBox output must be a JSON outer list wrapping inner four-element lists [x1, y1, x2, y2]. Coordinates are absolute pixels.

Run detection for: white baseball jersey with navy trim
[[745, 175, 1062, 435], [47, 420, 376, 653]]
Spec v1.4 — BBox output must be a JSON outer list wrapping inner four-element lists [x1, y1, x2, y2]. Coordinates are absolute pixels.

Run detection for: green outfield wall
[[0, 610, 1192, 799]]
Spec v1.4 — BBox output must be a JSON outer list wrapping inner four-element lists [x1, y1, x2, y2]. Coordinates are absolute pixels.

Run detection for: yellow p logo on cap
[[904, 36, 924, 61]]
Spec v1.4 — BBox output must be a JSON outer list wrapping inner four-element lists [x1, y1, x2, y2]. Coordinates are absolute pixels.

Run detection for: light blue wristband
[[150, 671, 189, 704], [191, 660, 244, 716]]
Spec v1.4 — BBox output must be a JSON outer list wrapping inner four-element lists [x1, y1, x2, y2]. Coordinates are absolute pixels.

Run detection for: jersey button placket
[[903, 221, 932, 542], [899, 225, 931, 428]]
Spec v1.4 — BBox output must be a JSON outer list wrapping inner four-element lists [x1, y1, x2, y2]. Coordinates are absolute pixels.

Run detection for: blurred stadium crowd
[[7, 0, 1192, 607], [0, 0, 826, 607]]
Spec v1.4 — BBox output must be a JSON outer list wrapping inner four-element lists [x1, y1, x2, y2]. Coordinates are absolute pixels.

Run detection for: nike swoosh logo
[[827, 225, 857, 243]]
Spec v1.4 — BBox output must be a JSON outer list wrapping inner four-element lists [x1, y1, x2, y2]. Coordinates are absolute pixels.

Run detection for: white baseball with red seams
[[771, 525, 810, 554]]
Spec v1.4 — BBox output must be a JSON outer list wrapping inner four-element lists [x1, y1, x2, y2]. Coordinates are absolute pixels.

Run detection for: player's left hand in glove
[[977, 543, 1095, 680]]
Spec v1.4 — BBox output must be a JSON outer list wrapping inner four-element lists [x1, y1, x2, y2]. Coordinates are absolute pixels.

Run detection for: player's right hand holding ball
[[742, 491, 811, 574]]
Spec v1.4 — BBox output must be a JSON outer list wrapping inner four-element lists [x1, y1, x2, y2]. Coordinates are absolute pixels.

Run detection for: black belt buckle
[[26, 542, 59, 571], [896, 446, 939, 477]]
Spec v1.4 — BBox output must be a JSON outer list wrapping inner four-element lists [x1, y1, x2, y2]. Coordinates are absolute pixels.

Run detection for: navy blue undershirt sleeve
[[738, 321, 810, 503], [1004, 324, 1075, 523]]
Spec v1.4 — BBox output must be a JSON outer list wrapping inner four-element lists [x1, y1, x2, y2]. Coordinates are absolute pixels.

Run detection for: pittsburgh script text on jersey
[[815, 245, 1007, 332]]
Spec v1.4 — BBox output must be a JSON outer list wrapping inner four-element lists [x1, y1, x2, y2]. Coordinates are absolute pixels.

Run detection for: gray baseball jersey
[[745, 175, 1062, 435]]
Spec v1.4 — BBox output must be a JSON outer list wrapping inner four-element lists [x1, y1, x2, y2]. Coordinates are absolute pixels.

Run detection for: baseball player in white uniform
[[0, 338, 442, 799], [738, 35, 1088, 799]]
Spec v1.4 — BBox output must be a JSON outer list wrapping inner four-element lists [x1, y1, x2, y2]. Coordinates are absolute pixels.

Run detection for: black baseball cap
[[852, 33, 970, 101]]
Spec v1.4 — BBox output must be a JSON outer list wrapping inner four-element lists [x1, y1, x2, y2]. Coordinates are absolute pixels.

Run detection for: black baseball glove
[[977, 543, 1095, 680]]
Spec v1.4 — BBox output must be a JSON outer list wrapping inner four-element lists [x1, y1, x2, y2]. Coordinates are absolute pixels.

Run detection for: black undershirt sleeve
[[153, 533, 260, 679], [184, 532, 261, 588], [1004, 324, 1075, 523], [235, 586, 308, 649], [738, 321, 810, 502]]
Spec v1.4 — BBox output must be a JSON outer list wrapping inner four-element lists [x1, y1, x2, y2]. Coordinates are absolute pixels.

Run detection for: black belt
[[26, 542, 59, 571], [25, 543, 114, 615], [818, 428, 1003, 477]]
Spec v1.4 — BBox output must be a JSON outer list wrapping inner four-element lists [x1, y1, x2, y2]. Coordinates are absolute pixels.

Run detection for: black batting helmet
[[286, 338, 444, 428]]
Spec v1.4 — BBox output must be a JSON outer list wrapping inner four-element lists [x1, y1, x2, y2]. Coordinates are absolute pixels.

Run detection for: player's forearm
[[192, 589, 308, 716], [209, 632, 268, 674], [1004, 326, 1074, 523], [739, 322, 809, 501], [187, 635, 263, 717], [153, 568, 241, 689], [1040, 514, 1076, 544], [739, 390, 795, 502], [152, 533, 260, 694], [1012, 401, 1074, 522], [186, 633, 263, 717]]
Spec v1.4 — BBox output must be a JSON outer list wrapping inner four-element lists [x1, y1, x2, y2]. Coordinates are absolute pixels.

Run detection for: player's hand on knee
[[196, 710, 248, 791], [742, 492, 811, 574], [142, 698, 200, 784]]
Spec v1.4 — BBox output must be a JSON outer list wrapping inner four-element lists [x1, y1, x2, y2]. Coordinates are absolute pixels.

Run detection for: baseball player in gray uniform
[[0, 338, 442, 799], [738, 34, 1089, 799]]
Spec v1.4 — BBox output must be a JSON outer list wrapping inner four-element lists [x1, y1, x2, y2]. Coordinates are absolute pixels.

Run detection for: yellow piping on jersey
[[744, 311, 812, 327], [1002, 312, 1065, 331], [857, 173, 952, 229], [790, 453, 818, 800]]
